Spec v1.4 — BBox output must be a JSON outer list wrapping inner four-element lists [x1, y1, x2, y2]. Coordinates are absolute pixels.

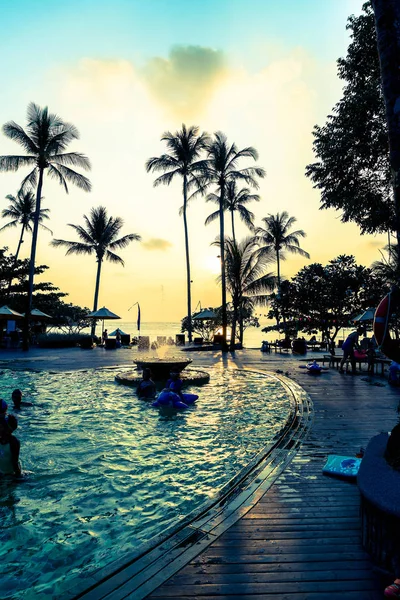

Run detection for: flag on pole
[[137, 304, 141, 333]]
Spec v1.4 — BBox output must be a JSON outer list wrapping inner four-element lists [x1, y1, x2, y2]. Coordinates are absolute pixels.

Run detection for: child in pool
[[11, 389, 33, 410], [166, 371, 183, 398], [137, 368, 157, 399], [0, 399, 8, 425]]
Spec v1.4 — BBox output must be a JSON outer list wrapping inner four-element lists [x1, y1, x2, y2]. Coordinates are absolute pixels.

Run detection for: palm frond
[[0, 155, 37, 172], [51, 152, 91, 171], [47, 164, 69, 192], [108, 233, 141, 251], [2, 122, 38, 154], [52, 164, 91, 192], [51, 238, 94, 256], [205, 210, 220, 226], [105, 249, 125, 265]]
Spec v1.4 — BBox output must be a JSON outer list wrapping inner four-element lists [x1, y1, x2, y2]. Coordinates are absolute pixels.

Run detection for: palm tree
[[0, 189, 52, 296], [255, 212, 310, 289], [0, 189, 51, 263], [255, 212, 310, 327], [51, 206, 141, 335], [146, 124, 209, 343], [202, 132, 265, 348], [0, 102, 91, 348], [371, 0, 400, 260], [223, 236, 275, 350], [372, 243, 400, 284], [205, 181, 259, 243]]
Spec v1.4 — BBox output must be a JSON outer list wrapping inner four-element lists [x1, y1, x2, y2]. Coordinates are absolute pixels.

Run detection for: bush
[[36, 333, 93, 348]]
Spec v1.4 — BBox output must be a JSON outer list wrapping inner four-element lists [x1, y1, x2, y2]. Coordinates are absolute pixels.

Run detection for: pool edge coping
[[66, 369, 314, 600]]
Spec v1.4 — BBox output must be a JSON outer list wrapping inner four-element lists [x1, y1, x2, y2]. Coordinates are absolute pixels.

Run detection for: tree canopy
[[266, 255, 385, 340], [306, 1, 393, 235]]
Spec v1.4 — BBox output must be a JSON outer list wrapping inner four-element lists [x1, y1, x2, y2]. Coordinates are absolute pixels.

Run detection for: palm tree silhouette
[[0, 102, 91, 348], [51, 206, 141, 335], [223, 236, 275, 350], [146, 124, 209, 343], [202, 132, 265, 348], [255, 212, 310, 288], [0, 190, 51, 262], [255, 212, 310, 327], [205, 181, 259, 243], [0, 189, 52, 296]]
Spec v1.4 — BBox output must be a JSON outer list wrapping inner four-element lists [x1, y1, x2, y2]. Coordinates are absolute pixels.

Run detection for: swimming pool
[[0, 366, 291, 599]]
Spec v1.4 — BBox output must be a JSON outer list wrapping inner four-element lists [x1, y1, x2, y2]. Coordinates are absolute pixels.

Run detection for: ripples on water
[[0, 367, 290, 599]]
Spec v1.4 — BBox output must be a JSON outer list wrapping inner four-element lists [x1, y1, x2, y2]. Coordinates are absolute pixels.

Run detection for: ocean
[[84, 320, 271, 348], [83, 320, 352, 348]]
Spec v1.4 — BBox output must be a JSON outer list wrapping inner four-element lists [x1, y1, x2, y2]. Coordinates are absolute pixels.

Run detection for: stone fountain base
[[115, 367, 210, 387]]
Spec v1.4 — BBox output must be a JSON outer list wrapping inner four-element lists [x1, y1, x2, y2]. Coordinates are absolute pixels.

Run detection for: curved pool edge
[[67, 371, 314, 600]]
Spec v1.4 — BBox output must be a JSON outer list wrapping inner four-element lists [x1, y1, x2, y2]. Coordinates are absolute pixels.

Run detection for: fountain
[[115, 355, 210, 387]]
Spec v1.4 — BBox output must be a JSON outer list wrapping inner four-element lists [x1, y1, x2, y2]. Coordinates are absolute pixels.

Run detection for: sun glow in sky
[[0, 0, 384, 322]]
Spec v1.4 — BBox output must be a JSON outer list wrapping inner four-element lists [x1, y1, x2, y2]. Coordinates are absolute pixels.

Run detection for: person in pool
[[0, 414, 21, 478], [166, 371, 183, 399], [0, 399, 8, 425], [11, 389, 32, 410], [137, 368, 157, 399]]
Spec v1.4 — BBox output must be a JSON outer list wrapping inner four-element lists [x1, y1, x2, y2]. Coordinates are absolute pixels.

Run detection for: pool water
[[0, 366, 290, 599]]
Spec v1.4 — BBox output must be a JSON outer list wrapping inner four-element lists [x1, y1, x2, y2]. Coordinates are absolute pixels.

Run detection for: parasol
[[108, 328, 128, 337], [0, 306, 24, 319], [353, 307, 376, 322], [86, 307, 121, 336], [193, 309, 217, 320]]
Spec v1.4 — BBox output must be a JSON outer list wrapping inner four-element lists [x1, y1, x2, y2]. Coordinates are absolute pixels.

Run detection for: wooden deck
[[145, 353, 400, 600]]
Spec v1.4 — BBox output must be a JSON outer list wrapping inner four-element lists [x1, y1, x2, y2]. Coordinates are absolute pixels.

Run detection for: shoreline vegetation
[[0, 3, 399, 351]]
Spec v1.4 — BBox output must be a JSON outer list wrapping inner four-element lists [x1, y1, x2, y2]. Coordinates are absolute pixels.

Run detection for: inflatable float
[[298, 361, 327, 374], [374, 287, 400, 362], [152, 390, 198, 410]]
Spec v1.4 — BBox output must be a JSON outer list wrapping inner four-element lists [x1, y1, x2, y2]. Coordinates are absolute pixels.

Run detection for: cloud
[[142, 45, 227, 118], [142, 238, 173, 251]]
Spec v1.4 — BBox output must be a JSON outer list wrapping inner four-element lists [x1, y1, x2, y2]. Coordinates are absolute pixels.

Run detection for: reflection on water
[[0, 367, 290, 599]]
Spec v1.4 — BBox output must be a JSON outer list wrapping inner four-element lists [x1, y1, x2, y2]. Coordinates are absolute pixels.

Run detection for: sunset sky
[[0, 0, 385, 322]]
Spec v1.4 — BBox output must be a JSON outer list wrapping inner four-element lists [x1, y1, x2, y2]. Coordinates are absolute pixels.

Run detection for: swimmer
[[0, 414, 21, 477], [11, 389, 32, 410], [166, 371, 183, 398], [137, 368, 156, 399], [0, 399, 8, 425]]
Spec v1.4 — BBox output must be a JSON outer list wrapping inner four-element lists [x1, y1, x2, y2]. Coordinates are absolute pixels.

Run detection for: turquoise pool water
[[0, 366, 290, 599]]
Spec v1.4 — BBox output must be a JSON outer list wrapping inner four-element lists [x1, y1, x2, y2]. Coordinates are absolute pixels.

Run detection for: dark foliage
[[306, 2, 393, 234], [266, 255, 385, 340]]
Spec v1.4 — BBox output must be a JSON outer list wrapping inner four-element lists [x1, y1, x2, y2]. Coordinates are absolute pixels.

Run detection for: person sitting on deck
[[339, 328, 362, 374], [11, 389, 33, 410], [384, 424, 400, 598], [0, 414, 21, 478], [136, 368, 156, 399]]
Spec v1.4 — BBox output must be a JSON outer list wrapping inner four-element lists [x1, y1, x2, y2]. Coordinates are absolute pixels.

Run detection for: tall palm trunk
[[23, 168, 44, 350], [7, 223, 26, 299], [230, 299, 238, 351], [219, 182, 227, 349], [183, 175, 192, 343], [372, 0, 400, 263], [231, 211, 236, 243], [15, 223, 26, 263], [91, 257, 103, 336], [275, 247, 281, 328]]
